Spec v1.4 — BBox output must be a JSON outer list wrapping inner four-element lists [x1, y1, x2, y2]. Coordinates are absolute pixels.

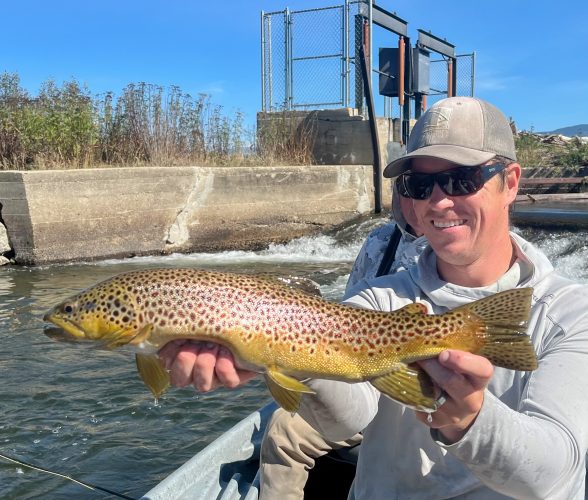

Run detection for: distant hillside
[[546, 124, 588, 137]]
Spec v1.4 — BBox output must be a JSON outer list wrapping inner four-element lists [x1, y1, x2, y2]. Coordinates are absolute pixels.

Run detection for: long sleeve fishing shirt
[[299, 232, 588, 500]]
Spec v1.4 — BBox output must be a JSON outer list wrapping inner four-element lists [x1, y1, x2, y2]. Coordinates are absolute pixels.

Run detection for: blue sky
[[2, 0, 587, 132]]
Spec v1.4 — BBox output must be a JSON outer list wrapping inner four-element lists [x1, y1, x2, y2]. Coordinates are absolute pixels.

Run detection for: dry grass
[[0, 72, 314, 170]]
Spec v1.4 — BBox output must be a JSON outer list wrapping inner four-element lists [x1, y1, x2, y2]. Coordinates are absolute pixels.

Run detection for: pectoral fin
[[135, 353, 170, 400], [103, 324, 154, 349], [370, 364, 439, 411], [130, 323, 154, 345], [264, 368, 315, 413]]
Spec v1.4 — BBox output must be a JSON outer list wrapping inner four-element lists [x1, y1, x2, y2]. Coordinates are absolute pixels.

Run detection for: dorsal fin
[[397, 302, 428, 315]]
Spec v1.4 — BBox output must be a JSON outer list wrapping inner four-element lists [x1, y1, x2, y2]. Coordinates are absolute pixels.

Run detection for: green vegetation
[[1, 71, 587, 172], [515, 132, 588, 175], [0, 72, 313, 170]]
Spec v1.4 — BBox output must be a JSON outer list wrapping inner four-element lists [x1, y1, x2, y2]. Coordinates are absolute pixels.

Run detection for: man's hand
[[158, 340, 258, 392], [416, 349, 494, 443]]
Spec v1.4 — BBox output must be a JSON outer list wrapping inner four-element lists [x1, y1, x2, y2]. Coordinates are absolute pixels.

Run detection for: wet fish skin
[[43, 268, 538, 412]]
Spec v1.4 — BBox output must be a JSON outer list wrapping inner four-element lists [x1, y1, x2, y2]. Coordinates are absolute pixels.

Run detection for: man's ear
[[505, 163, 521, 204]]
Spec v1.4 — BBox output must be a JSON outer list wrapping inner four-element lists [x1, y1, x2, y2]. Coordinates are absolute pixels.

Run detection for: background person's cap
[[383, 97, 517, 178]]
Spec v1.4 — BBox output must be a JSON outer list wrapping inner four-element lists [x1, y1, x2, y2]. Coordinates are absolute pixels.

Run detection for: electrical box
[[412, 47, 430, 94], [378, 47, 400, 97], [379, 46, 431, 96]]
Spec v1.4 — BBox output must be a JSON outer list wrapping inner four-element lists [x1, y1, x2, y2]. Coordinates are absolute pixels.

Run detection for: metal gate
[[261, 2, 475, 115]]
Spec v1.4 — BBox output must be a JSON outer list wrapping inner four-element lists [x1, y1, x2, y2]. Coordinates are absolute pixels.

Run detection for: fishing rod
[[0, 450, 137, 500]]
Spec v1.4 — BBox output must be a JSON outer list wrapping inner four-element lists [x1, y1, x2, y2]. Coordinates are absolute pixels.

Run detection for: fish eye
[[61, 302, 77, 314]]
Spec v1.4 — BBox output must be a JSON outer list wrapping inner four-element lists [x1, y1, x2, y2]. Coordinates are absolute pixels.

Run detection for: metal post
[[398, 36, 405, 108], [354, 14, 364, 111], [359, 43, 382, 214], [288, 10, 294, 110], [267, 15, 273, 111], [342, 0, 349, 108], [284, 8, 291, 110], [414, 94, 423, 120], [471, 51, 476, 96], [402, 37, 412, 145], [450, 57, 457, 97], [261, 11, 266, 112], [368, 0, 373, 75]]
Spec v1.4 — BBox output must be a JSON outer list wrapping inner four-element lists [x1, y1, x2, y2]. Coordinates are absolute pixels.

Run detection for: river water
[[1, 214, 587, 499]]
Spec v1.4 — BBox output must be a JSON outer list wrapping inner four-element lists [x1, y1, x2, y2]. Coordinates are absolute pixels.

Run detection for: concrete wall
[[0, 165, 391, 265], [257, 108, 401, 166]]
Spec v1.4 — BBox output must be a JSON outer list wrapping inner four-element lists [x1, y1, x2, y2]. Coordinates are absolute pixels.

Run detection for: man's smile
[[432, 219, 466, 228]]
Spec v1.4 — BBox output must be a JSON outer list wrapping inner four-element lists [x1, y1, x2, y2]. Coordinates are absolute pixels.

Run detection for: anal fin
[[370, 364, 439, 412]]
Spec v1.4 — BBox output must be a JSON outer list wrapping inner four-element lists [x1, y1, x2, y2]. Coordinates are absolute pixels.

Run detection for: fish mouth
[[43, 313, 88, 341], [43, 326, 88, 344]]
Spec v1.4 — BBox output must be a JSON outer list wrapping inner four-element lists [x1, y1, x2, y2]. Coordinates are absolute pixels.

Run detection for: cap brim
[[383, 145, 496, 178]]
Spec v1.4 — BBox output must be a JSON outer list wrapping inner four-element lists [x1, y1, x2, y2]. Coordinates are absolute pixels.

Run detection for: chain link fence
[[261, 2, 365, 112], [429, 53, 475, 107], [261, 2, 475, 114]]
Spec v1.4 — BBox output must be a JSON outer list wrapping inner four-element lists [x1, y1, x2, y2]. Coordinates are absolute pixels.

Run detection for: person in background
[[260, 183, 427, 500], [160, 97, 588, 499]]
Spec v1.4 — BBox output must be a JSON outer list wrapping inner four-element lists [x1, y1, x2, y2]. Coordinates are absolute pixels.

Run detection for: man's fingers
[[168, 344, 200, 387], [215, 347, 243, 388], [193, 343, 221, 391], [418, 350, 493, 402], [437, 350, 493, 390], [158, 339, 188, 369], [159, 340, 258, 393]]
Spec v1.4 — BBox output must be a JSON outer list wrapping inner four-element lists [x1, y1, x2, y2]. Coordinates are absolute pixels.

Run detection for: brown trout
[[43, 268, 538, 412]]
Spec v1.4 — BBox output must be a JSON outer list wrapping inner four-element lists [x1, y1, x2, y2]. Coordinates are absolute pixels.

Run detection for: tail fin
[[456, 287, 538, 371]]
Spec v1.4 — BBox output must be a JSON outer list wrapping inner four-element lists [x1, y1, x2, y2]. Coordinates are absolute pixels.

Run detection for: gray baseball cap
[[383, 97, 517, 178]]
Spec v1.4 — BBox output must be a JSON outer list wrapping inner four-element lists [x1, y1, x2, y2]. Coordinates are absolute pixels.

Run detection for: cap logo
[[423, 107, 452, 135]]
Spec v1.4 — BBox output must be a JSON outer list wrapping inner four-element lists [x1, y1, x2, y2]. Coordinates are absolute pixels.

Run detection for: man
[[160, 97, 588, 498], [260, 185, 427, 500]]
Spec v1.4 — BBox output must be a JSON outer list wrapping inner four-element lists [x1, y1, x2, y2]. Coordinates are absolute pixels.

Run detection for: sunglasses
[[398, 163, 507, 200]]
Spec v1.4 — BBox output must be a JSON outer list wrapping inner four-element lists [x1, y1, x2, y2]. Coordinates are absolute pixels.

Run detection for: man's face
[[409, 157, 519, 273]]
